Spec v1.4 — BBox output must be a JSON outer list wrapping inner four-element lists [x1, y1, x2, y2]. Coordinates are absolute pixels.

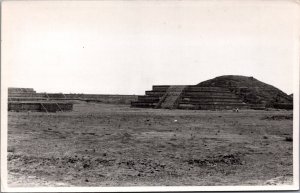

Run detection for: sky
[[2, 0, 299, 95]]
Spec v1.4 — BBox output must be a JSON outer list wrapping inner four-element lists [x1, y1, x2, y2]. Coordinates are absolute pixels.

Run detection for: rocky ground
[[7, 102, 293, 186]]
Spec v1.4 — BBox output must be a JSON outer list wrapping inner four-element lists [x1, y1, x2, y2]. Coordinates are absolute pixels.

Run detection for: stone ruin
[[8, 88, 73, 112], [8, 76, 292, 112], [131, 76, 293, 110], [7, 87, 138, 112], [131, 85, 249, 110]]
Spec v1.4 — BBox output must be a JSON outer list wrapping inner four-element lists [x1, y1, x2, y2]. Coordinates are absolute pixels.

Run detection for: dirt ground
[[7, 102, 293, 186]]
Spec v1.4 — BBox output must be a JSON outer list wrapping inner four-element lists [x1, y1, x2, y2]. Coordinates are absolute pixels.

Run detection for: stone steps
[[8, 97, 48, 101], [158, 86, 186, 109], [184, 92, 239, 98], [8, 93, 47, 98], [131, 85, 250, 110], [8, 91, 37, 95], [184, 87, 231, 92]]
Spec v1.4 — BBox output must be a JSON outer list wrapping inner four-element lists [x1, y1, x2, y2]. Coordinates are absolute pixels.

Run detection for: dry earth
[[7, 102, 293, 186]]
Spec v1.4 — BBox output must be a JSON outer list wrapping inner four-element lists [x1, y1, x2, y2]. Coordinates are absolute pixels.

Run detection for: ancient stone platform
[[131, 85, 249, 110], [8, 88, 73, 112]]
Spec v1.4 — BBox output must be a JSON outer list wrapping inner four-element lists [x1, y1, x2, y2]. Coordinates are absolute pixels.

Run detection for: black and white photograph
[[1, 0, 299, 191]]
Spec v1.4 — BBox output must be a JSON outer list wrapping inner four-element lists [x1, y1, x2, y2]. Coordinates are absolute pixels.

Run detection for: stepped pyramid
[[131, 75, 293, 110], [198, 75, 293, 109], [131, 85, 248, 110], [8, 88, 73, 112]]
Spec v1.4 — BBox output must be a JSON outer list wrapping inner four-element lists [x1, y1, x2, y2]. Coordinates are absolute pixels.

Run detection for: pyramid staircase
[[156, 86, 186, 109]]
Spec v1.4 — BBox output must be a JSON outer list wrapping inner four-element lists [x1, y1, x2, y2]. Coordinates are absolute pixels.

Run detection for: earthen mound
[[197, 75, 292, 108]]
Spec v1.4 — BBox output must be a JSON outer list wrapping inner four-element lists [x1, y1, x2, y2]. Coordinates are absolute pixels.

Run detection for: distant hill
[[197, 75, 293, 108]]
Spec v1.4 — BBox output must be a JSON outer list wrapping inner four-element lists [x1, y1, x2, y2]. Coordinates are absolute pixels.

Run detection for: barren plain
[[7, 102, 293, 186]]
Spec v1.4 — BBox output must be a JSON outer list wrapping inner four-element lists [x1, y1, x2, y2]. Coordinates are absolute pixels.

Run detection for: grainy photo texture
[[1, 0, 299, 191]]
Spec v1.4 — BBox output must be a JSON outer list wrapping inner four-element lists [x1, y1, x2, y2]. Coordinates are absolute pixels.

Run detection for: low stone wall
[[137, 96, 160, 103], [8, 102, 41, 112], [63, 94, 138, 104], [8, 102, 73, 112], [131, 101, 156, 108], [7, 87, 138, 105], [41, 102, 73, 112]]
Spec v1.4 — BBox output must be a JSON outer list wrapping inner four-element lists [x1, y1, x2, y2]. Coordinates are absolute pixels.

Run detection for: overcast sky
[[2, 0, 299, 95]]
